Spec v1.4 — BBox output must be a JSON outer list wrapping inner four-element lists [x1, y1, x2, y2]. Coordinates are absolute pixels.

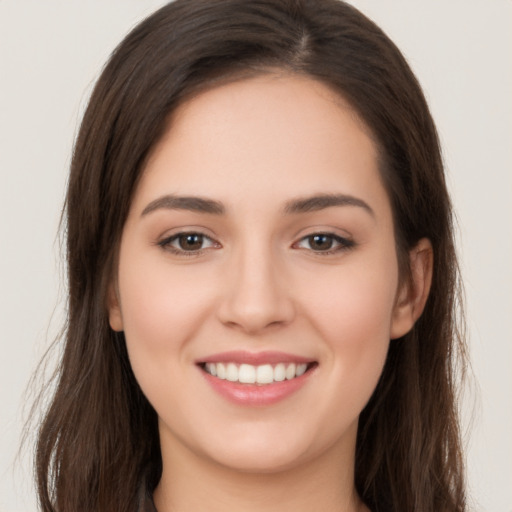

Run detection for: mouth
[[196, 351, 318, 405], [198, 361, 317, 385]]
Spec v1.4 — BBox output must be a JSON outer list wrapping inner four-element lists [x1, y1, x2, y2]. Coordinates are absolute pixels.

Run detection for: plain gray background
[[1, 1, 511, 511]]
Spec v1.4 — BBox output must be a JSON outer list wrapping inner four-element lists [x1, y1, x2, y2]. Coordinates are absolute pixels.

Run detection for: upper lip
[[197, 350, 315, 366]]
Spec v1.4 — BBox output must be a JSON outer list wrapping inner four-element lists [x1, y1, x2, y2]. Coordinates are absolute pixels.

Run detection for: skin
[[109, 74, 432, 512]]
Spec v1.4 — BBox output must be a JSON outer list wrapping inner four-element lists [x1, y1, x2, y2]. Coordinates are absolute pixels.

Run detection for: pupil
[[310, 234, 332, 250], [179, 234, 203, 250]]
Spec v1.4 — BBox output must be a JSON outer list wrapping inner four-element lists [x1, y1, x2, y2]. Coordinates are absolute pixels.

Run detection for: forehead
[[133, 74, 388, 219]]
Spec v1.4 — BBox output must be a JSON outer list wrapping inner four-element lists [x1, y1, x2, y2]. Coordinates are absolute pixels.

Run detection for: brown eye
[[294, 232, 355, 254], [177, 233, 204, 251], [158, 232, 218, 254], [307, 234, 334, 251]]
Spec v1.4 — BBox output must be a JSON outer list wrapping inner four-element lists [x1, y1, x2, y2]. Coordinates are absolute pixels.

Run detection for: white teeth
[[296, 363, 307, 377], [226, 363, 238, 382], [206, 362, 217, 377], [216, 363, 226, 379], [274, 363, 286, 382], [239, 364, 256, 384], [256, 364, 274, 384], [204, 361, 311, 384]]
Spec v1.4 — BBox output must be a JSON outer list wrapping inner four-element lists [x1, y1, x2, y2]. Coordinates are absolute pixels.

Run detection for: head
[[36, 1, 465, 511]]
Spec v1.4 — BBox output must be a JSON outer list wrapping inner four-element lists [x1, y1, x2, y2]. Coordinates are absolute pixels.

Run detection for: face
[[109, 74, 423, 474]]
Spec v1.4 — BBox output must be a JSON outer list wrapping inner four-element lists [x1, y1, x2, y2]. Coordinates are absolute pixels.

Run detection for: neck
[[153, 423, 368, 512]]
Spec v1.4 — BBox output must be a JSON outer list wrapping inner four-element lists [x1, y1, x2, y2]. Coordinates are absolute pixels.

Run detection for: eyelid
[[292, 231, 355, 255], [155, 227, 355, 257], [156, 229, 221, 256]]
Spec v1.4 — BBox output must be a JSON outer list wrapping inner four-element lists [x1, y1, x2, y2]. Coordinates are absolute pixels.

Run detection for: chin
[[195, 424, 334, 475], [209, 446, 310, 474]]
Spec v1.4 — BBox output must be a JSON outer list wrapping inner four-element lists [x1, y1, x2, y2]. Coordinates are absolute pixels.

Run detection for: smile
[[197, 352, 318, 406], [201, 362, 310, 385]]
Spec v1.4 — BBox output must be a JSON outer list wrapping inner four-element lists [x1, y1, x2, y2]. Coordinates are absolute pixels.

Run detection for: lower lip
[[200, 367, 314, 406]]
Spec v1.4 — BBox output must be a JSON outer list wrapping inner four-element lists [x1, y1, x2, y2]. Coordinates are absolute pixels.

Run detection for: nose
[[217, 245, 296, 334]]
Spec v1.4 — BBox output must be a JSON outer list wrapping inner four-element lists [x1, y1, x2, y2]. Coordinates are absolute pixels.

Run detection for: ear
[[390, 238, 433, 340], [107, 282, 124, 332]]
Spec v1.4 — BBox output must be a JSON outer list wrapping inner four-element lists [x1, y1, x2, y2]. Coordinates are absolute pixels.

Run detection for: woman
[[34, 1, 467, 511]]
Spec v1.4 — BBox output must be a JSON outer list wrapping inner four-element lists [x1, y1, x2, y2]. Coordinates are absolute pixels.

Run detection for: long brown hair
[[34, 1, 467, 511]]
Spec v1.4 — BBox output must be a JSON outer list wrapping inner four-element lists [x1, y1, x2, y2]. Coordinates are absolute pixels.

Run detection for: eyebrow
[[283, 193, 375, 217], [141, 195, 225, 216], [140, 192, 374, 218]]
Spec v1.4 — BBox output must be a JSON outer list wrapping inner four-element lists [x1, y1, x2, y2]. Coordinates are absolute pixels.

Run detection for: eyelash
[[157, 232, 219, 257], [157, 231, 355, 256], [293, 233, 355, 255]]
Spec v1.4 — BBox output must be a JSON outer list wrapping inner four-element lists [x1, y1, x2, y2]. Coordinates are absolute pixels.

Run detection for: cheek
[[303, 256, 398, 340], [117, 256, 223, 425], [117, 251, 219, 376], [298, 257, 398, 402]]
